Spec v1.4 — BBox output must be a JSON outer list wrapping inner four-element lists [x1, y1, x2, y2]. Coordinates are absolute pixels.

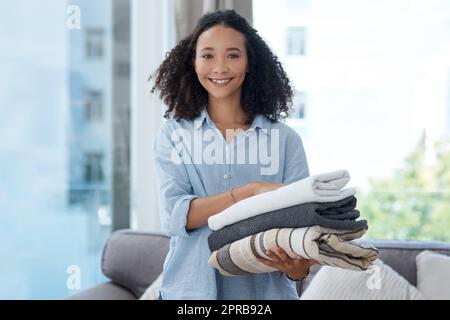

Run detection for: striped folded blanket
[[207, 196, 367, 252], [208, 170, 356, 231], [208, 227, 379, 276]]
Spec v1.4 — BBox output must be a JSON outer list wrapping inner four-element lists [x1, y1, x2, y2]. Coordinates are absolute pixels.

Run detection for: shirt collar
[[193, 108, 213, 130], [193, 108, 270, 135]]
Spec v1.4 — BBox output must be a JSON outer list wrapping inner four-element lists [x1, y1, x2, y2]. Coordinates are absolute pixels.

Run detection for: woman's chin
[[206, 88, 241, 100], [207, 91, 232, 99]]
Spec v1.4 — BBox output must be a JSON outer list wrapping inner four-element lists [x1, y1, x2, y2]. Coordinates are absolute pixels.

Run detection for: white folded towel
[[208, 170, 356, 231]]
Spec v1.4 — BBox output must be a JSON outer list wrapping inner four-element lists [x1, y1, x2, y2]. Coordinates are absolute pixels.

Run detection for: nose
[[212, 58, 229, 74]]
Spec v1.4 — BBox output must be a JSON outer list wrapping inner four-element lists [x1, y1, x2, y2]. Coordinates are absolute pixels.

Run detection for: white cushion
[[416, 250, 450, 300], [300, 259, 425, 300], [139, 273, 163, 300]]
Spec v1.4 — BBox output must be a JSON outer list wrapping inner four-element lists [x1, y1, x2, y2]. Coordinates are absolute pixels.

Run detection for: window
[[85, 28, 104, 59], [286, 0, 310, 11], [446, 68, 450, 138], [0, 0, 131, 299], [254, 0, 450, 242], [289, 91, 307, 119], [286, 26, 306, 56], [84, 152, 105, 183], [84, 90, 103, 121]]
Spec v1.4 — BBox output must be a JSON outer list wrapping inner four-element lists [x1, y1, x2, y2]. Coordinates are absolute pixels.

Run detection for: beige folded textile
[[208, 226, 379, 276]]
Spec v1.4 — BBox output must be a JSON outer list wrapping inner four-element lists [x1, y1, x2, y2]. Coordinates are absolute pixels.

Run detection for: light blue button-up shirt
[[152, 107, 309, 300]]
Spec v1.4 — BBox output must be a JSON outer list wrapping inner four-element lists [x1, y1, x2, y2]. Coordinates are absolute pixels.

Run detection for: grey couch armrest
[[67, 282, 137, 300], [101, 229, 170, 298]]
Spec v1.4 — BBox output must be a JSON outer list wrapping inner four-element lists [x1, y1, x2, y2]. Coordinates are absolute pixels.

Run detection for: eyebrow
[[200, 47, 242, 53]]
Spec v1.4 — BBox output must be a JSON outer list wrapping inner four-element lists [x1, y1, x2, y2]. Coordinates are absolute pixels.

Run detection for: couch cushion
[[299, 239, 450, 294], [416, 250, 450, 299], [369, 240, 450, 286], [300, 259, 425, 300], [101, 229, 169, 298]]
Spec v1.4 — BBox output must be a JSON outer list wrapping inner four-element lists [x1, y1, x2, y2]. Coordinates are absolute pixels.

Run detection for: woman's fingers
[[263, 248, 292, 266], [272, 247, 290, 262], [257, 248, 316, 272], [257, 249, 282, 266], [256, 255, 275, 267], [266, 250, 280, 263]]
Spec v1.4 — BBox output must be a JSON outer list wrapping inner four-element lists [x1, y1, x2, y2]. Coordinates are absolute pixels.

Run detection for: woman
[[151, 9, 315, 300]]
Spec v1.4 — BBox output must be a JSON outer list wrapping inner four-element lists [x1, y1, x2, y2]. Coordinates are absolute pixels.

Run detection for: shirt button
[[223, 174, 230, 180]]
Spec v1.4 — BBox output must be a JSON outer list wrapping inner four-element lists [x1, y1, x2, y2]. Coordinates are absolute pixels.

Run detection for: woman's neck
[[207, 95, 249, 126]]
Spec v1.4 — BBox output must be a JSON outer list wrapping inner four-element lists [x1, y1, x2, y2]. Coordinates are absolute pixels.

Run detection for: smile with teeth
[[208, 78, 233, 86]]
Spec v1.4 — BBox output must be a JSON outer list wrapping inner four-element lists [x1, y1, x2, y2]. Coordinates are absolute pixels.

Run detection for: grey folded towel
[[207, 196, 368, 252]]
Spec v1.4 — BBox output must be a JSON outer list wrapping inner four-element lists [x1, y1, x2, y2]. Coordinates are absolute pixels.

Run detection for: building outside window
[[85, 28, 104, 59], [290, 91, 307, 119], [84, 90, 103, 121], [286, 26, 306, 56], [84, 152, 105, 183]]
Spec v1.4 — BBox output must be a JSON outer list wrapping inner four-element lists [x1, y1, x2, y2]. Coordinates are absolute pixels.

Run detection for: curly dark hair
[[150, 9, 294, 123]]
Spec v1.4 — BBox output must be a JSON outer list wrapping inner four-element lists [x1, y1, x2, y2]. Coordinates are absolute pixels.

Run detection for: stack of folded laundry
[[207, 170, 379, 276]]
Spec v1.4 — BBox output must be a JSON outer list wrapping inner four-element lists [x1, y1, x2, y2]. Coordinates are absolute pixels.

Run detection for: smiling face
[[193, 24, 249, 101]]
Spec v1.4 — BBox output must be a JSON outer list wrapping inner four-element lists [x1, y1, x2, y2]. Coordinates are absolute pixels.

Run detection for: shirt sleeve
[[282, 129, 310, 184], [153, 123, 198, 238]]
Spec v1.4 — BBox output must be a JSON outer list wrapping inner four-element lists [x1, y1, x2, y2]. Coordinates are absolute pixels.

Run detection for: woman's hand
[[251, 182, 284, 196], [256, 247, 316, 280]]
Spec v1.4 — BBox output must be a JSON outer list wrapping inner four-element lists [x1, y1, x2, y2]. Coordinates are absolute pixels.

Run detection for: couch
[[68, 229, 450, 300]]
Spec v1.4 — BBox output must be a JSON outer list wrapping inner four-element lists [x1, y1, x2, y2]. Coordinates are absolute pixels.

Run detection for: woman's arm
[[186, 181, 284, 230]]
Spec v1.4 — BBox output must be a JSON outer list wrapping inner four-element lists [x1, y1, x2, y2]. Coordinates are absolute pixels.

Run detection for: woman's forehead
[[196, 25, 246, 50]]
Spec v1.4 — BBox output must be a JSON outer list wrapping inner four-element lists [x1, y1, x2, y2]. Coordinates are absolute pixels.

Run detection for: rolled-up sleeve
[[153, 124, 198, 238], [283, 129, 310, 184]]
